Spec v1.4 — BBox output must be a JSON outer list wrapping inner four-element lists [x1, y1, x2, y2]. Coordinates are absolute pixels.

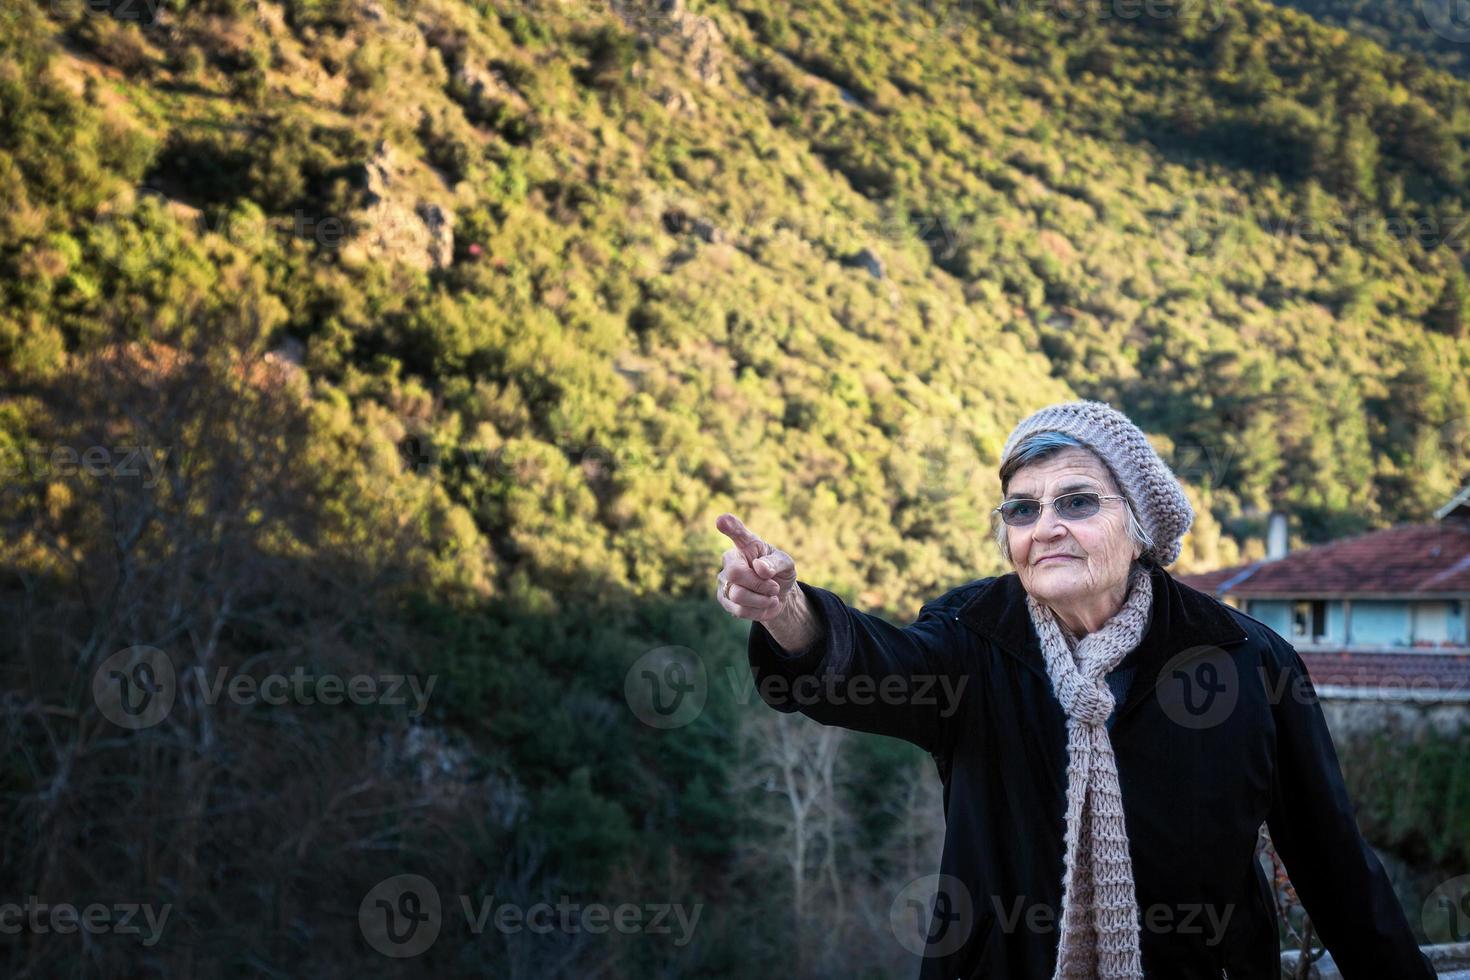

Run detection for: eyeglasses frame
[[991, 491, 1130, 528]]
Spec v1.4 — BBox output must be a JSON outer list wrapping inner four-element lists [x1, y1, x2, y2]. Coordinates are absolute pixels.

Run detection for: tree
[[735, 711, 850, 974], [1427, 257, 1470, 339], [0, 337, 469, 976], [1323, 114, 1379, 202]]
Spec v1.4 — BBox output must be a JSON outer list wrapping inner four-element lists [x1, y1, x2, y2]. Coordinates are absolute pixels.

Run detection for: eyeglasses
[[993, 491, 1127, 527]]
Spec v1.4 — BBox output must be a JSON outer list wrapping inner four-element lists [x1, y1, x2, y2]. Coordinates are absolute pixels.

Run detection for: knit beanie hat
[[1000, 400, 1194, 567]]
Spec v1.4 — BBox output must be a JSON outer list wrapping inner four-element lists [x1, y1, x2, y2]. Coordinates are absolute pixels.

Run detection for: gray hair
[[992, 431, 1155, 565]]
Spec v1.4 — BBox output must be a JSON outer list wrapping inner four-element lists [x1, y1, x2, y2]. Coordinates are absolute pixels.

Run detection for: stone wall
[[1317, 694, 1470, 740]]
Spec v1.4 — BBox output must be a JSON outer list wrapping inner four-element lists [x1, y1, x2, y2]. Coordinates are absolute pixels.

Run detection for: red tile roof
[[1177, 521, 1470, 596], [1298, 650, 1470, 697], [1176, 566, 1245, 594]]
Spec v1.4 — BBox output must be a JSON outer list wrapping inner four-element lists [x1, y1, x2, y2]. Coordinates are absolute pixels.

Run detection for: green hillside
[[1270, 0, 1470, 80], [6, 0, 1470, 609], [3, 0, 1470, 974]]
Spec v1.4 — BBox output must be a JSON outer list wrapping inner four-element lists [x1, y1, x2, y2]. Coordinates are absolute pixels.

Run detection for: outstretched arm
[[746, 580, 974, 754], [715, 513, 974, 753]]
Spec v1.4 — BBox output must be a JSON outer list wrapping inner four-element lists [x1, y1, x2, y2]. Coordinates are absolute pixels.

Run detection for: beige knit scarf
[[1024, 562, 1153, 980]]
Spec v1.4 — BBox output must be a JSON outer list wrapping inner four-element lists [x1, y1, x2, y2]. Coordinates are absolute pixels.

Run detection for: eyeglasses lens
[[1057, 492, 1101, 519], [999, 492, 1102, 527], [1000, 500, 1039, 526]]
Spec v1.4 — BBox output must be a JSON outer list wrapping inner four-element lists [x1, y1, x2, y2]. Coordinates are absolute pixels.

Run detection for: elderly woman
[[715, 400, 1434, 980]]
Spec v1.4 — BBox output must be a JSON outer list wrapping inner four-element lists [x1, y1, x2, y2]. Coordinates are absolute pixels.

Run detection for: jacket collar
[[955, 560, 1249, 722]]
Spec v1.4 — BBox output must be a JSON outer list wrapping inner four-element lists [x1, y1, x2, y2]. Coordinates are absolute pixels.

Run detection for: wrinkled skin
[[1005, 447, 1142, 637]]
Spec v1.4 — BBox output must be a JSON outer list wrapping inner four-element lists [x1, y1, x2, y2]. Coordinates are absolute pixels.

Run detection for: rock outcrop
[[345, 141, 455, 272]]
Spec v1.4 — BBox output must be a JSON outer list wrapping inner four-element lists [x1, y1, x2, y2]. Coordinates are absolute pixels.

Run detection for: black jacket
[[747, 560, 1436, 979]]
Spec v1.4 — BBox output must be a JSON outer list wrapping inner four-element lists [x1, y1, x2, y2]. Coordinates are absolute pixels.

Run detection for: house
[[1177, 486, 1470, 703]]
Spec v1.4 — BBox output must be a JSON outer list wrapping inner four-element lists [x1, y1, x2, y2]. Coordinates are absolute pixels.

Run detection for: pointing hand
[[714, 513, 797, 623]]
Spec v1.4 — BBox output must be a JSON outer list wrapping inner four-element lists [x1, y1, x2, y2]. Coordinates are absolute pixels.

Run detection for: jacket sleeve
[[1262, 639, 1436, 979], [746, 578, 976, 754]]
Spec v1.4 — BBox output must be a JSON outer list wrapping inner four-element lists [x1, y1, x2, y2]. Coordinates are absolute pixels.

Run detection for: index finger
[[715, 513, 764, 563]]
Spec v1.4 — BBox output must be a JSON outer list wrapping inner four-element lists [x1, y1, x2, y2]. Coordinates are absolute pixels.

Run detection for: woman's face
[[1005, 447, 1140, 607]]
